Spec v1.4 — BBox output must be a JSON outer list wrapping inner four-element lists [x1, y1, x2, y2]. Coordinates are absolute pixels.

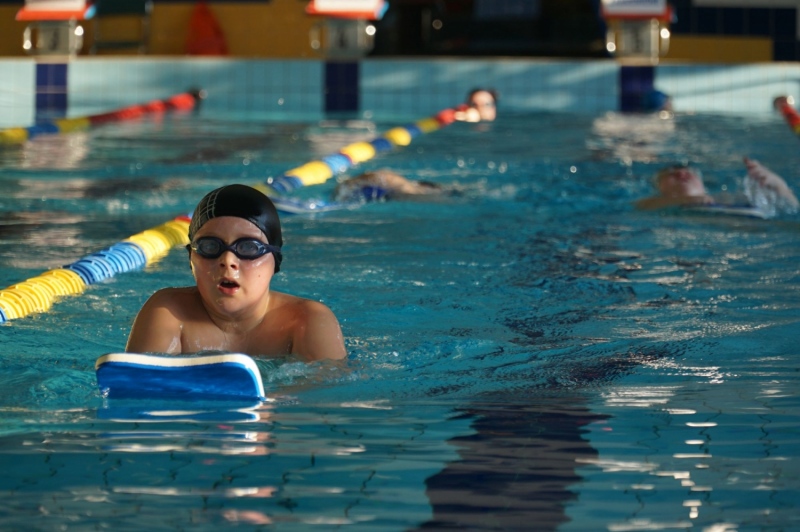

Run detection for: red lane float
[[774, 95, 800, 136]]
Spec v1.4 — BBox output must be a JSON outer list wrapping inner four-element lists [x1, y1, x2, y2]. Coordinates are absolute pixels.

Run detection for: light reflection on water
[[0, 111, 799, 530]]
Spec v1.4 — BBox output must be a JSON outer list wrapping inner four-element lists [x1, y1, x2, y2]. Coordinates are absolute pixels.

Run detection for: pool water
[[0, 109, 799, 530]]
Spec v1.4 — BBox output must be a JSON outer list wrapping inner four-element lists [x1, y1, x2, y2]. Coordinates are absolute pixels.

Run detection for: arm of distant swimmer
[[453, 104, 482, 123], [744, 157, 800, 208]]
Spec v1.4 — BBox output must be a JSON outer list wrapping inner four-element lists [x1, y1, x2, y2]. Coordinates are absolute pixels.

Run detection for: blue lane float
[[369, 137, 394, 153], [322, 153, 353, 174]]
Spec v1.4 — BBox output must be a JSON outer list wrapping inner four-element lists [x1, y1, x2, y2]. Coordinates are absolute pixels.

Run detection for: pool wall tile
[[325, 61, 359, 113], [35, 63, 68, 121], [656, 63, 800, 115], [64, 59, 324, 119], [3, 58, 800, 128], [620, 66, 654, 112], [0, 60, 35, 128]]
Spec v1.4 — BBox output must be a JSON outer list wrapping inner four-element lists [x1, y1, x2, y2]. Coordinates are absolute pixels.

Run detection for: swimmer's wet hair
[[466, 87, 498, 104]]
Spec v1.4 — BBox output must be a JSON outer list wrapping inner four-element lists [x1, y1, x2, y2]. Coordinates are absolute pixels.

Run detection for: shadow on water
[[411, 343, 682, 531], [411, 210, 698, 530], [416, 394, 606, 531]]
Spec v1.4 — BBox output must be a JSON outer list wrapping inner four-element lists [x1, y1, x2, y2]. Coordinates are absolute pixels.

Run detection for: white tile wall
[[2, 58, 800, 129], [658, 62, 800, 114], [0, 60, 36, 129]]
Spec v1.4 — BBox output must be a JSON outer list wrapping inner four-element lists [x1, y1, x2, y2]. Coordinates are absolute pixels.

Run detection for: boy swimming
[[126, 184, 347, 362]]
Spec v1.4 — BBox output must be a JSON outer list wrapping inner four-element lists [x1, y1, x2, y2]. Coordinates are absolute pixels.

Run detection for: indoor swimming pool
[[0, 104, 798, 530]]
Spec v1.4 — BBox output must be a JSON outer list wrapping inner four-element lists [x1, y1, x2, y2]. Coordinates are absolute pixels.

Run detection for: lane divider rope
[[0, 89, 205, 144], [0, 217, 190, 322], [265, 107, 457, 195], [0, 104, 463, 323]]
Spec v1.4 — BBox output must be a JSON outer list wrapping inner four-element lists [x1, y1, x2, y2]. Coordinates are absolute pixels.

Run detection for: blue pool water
[[0, 108, 799, 530]]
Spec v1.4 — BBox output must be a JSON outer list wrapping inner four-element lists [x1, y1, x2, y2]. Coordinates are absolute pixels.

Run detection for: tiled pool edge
[[2, 57, 800, 128]]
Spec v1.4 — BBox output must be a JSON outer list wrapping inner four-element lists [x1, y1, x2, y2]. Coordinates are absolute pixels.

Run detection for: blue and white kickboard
[[96, 353, 265, 401]]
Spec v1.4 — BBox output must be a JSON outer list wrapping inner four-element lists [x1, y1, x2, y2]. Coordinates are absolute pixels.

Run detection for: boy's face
[[190, 216, 276, 317], [657, 166, 707, 198]]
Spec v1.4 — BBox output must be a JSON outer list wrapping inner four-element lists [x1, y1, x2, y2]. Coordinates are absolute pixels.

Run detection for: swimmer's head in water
[[188, 184, 283, 272], [466, 88, 498, 122], [655, 164, 707, 198]]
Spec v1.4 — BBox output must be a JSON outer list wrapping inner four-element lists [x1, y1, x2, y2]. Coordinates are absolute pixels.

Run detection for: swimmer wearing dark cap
[[126, 184, 347, 362]]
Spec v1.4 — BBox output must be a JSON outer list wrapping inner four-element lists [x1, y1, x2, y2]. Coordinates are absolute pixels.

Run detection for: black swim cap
[[188, 184, 283, 272]]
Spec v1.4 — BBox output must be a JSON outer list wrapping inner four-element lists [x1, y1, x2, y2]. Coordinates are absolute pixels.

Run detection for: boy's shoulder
[[270, 290, 327, 311]]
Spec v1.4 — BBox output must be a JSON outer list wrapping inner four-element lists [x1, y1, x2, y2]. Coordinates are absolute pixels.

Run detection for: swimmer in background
[[332, 169, 459, 203], [774, 95, 800, 135], [454, 88, 498, 123], [635, 157, 799, 215], [330, 90, 496, 203], [126, 184, 347, 362], [323, 90, 496, 205]]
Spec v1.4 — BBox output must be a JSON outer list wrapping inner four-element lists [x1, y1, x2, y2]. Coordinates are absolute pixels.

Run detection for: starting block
[[306, 0, 388, 59], [17, 0, 96, 57], [601, 0, 672, 64]]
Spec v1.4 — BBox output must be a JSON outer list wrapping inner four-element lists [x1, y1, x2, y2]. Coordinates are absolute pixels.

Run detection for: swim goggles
[[189, 237, 281, 260]]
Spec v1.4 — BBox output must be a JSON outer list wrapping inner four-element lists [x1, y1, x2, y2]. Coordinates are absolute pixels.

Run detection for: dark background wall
[[0, 0, 798, 61]]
